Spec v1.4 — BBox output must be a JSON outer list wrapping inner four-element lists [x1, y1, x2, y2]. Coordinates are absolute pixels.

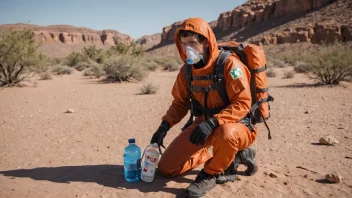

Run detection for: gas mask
[[185, 46, 203, 65]]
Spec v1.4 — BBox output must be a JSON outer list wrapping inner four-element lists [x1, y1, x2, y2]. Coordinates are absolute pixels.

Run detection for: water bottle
[[141, 143, 160, 182], [185, 46, 202, 65], [123, 138, 141, 182]]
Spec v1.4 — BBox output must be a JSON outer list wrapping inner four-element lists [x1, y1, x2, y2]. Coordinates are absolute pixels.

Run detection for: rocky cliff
[[0, 24, 132, 46], [155, 0, 350, 48]]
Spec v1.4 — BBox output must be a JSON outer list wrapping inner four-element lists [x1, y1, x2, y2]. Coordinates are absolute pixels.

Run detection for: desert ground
[[0, 67, 351, 198]]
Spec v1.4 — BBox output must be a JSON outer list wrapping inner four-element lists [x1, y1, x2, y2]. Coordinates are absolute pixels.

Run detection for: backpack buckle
[[205, 86, 213, 92]]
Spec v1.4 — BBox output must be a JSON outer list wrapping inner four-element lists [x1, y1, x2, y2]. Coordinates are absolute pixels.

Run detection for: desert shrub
[[283, 54, 301, 66], [103, 56, 147, 82], [83, 64, 104, 78], [266, 68, 276, 77], [293, 61, 312, 73], [74, 61, 101, 71], [108, 43, 130, 56], [266, 55, 287, 68], [82, 45, 108, 64], [303, 46, 352, 85], [140, 82, 159, 94], [0, 30, 47, 86], [163, 59, 180, 71], [39, 71, 52, 80], [66, 51, 89, 66], [51, 65, 73, 75], [132, 46, 145, 57], [283, 71, 295, 79], [143, 61, 159, 71]]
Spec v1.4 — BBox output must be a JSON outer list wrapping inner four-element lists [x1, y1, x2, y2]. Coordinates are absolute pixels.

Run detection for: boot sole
[[244, 147, 258, 176], [184, 185, 216, 198]]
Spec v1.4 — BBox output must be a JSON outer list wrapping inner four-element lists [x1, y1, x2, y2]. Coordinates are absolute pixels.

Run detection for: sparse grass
[[140, 82, 159, 94], [39, 72, 52, 80], [266, 68, 276, 77], [283, 71, 295, 79], [51, 65, 74, 75]]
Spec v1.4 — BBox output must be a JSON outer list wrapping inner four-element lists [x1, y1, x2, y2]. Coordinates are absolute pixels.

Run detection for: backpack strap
[[213, 50, 232, 106], [182, 64, 194, 131]]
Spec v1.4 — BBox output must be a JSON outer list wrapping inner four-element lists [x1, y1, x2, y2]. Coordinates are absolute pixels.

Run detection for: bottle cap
[[128, 138, 135, 143]]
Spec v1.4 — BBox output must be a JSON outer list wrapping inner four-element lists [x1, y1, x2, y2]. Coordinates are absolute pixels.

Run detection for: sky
[[0, 0, 247, 39]]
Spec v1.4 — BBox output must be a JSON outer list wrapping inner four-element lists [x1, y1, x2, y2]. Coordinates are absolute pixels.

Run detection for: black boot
[[185, 169, 217, 198], [216, 147, 257, 184]]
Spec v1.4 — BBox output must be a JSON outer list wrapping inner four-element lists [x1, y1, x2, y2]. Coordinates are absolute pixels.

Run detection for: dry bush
[[140, 82, 159, 94], [163, 59, 180, 71], [283, 71, 295, 79], [51, 65, 74, 75], [83, 64, 104, 78], [39, 72, 52, 80], [266, 68, 276, 77], [266, 56, 287, 68], [294, 61, 312, 73]]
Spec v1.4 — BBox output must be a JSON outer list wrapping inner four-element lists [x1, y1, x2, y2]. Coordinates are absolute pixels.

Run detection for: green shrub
[[65, 52, 89, 66], [108, 43, 130, 55], [303, 46, 352, 85], [140, 82, 159, 94], [103, 56, 147, 82], [82, 45, 108, 64], [0, 30, 47, 87], [132, 46, 145, 57]]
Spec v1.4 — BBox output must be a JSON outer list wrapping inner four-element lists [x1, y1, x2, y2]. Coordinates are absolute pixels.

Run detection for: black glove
[[150, 121, 170, 153], [189, 117, 219, 145]]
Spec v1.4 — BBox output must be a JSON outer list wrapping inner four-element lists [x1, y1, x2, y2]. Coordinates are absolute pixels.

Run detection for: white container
[[140, 143, 160, 182]]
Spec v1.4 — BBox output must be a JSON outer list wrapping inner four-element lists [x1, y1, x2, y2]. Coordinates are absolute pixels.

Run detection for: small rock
[[284, 182, 288, 185], [121, 187, 126, 190], [304, 111, 309, 114], [107, 146, 110, 149], [337, 127, 344, 129], [325, 172, 342, 183], [304, 174, 308, 178], [269, 173, 278, 178], [66, 109, 75, 113], [319, 135, 339, 145]]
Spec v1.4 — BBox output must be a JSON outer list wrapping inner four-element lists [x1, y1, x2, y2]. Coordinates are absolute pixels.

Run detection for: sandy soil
[[0, 68, 351, 198]]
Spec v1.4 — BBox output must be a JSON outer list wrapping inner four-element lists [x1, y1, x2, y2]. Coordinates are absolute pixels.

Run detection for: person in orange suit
[[150, 17, 257, 198]]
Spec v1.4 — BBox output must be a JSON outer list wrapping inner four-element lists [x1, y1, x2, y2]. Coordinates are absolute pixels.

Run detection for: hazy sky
[[0, 0, 247, 39]]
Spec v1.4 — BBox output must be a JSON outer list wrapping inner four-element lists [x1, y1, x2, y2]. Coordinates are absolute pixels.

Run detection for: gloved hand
[[150, 121, 170, 153], [189, 117, 219, 145]]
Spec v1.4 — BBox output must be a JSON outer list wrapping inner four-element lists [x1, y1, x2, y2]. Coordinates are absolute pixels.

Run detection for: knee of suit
[[213, 124, 240, 144], [158, 157, 181, 178]]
